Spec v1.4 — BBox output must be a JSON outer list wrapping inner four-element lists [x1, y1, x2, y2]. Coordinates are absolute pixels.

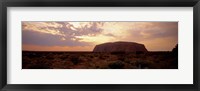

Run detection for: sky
[[22, 21, 178, 51]]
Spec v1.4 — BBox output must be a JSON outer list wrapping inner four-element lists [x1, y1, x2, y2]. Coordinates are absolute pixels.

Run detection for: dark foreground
[[22, 51, 178, 69]]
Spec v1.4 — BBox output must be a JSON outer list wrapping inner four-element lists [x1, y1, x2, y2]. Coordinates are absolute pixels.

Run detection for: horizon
[[22, 50, 172, 52], [22, 41, 177, 52], [22, 22, 178, 51]]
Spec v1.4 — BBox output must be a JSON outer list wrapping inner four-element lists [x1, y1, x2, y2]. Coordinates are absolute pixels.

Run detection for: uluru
[[93, 41, 148, 53]]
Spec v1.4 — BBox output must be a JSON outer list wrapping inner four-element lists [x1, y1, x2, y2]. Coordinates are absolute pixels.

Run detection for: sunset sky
[[22, 22, 178, 51]]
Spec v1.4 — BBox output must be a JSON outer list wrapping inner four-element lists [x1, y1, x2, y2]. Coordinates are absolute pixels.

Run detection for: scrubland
[[22, 51, 178, 69]]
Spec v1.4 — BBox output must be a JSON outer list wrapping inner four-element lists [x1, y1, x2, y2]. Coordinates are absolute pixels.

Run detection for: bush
[[70, 55, 80, 65], [108, 61, 124, 69]]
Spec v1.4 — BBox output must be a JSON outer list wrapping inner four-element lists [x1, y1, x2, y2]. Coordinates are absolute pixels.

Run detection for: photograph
[[22, 21, 178, 69], [1, 0, 198, 90]]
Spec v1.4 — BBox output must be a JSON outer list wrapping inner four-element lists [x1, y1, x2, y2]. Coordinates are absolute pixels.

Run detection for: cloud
[[22, 22, 65, 36], [72, 22, 104, 36], [103, 33, 116, 37], [22, 22, 178, 51], [22, 22, 104, 46], [113, 22, 178, 51], [75, 34, 115, 44], [22, 29, 91, 46], [122, 22, 178, 41]]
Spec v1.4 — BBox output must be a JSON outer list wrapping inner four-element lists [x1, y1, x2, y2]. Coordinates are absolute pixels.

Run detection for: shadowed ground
[[22, 51, 178, 69]]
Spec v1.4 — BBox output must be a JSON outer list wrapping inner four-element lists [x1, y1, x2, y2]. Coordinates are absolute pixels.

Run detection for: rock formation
[[93, 41, 148, 53], [172, 44, 178, 53], [172, 44, 178, 56]]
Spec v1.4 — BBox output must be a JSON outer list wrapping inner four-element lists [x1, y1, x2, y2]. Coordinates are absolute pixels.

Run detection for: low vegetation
[[22, 51, 178, 69]]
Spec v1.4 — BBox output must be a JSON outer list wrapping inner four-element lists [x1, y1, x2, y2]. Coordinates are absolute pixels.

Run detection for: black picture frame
[[0, 0, 199, 91]]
